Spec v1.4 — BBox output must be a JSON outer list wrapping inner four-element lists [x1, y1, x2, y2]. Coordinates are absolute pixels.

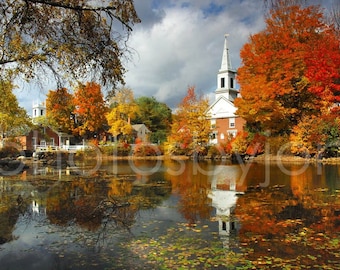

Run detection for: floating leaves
[[125, 222, 236, 269]]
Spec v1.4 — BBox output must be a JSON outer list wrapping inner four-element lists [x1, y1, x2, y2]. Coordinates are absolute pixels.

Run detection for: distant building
[[32, 101, 46, 124], [207, 35, 245, 145], [18, 101, 73, 151], [132, 124, 151, 142], [18, 126, 60, 151]]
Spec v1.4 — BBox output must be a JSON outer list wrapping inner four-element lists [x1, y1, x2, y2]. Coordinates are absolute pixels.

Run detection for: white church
[[207, 35, 245, 145]]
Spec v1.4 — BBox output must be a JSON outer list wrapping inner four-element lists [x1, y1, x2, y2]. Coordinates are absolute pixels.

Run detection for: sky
[[14, 0, 335, 115]]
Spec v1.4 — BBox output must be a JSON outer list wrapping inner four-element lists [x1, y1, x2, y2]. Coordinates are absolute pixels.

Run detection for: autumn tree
[[0, 1, 140, 94], [46, 87, 75, 133], [166, 86, 211, 155], [235, 3, 340, 136], [133, 96, 172, 143], [73, 82, 108, 138], [106, 87, 139, 142], [290, 114, 340, 156], [0, 80, 31, 141]]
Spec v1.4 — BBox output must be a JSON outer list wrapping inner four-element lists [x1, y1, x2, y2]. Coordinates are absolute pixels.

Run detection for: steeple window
[[221, 78, 225, 88], [230, 78, 234, 89]]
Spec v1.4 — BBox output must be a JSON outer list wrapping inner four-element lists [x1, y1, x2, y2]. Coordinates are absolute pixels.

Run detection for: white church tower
[[215, 34, 238, 102], [207, 34, 245, 144], [32, 101, 46, 124]]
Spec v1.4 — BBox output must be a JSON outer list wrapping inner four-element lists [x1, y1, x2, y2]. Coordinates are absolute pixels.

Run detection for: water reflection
[[0, 160, 340, 268], [208, 165, 245, 249]]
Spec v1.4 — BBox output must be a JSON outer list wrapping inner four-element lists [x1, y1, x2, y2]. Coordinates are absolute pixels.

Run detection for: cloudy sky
[[15, 0, 335, 114]]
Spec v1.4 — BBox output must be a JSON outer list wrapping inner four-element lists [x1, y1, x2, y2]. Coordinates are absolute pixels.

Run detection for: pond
[[1, 158, 340, 269]]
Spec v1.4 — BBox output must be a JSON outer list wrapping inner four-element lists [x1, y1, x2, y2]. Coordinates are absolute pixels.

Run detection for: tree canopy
[[0, 80, 31, 138], [235, 2, 340, 136], [73, 82, 108, 138], [46, 87, 75, 133], [133, 96, 172, 143], [106, 87, 138, 140], [0, 0, 140, 93], [166, 86, 211, 155]]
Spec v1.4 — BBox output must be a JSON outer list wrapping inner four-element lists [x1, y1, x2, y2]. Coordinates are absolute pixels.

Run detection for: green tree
[[46, 87, 75, 133], [0, 0, 140, 94], [166, 86, 211, 155], [133, 96, 172, 143], [0, 80, 31, 141]]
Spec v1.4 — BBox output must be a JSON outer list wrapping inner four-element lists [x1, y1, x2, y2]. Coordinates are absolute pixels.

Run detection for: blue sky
[[14, 0, 335, 114]]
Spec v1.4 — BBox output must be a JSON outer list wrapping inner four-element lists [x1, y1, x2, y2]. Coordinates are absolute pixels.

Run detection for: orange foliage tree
[[235, 3, 340, 136], [166, 86, 211, 155], [290, 114, 340, 156], [46, 87, 75, 133], [73, 82, 108, 138]]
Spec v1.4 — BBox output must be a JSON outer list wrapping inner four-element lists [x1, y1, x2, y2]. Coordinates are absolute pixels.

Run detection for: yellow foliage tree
[[106, 87, 139, 141], [167, 86, 211, 155], [0, 80, 31, 141]]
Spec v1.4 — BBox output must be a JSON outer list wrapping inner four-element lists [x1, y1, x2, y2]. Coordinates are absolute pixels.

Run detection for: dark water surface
[[1, 159, 340, 269]]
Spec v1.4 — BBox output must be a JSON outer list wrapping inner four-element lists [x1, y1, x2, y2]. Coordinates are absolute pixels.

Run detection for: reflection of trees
[[166, 161, 212, 225], [0, 179, 33, 245], [131, 180, 172, 209], [46, 176, 172, 232], [235, 185, 340, 267], [47, 177, 114, 230], [0, 204, 21, 244]]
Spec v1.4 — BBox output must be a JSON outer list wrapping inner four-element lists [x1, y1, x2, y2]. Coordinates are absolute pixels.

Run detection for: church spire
[[219, 34, 234, 72], [215, 34, 238, 102]]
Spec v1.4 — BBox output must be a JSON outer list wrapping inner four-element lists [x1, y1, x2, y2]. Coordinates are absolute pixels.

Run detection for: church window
[[230, 78, 234, 88], [222, 221, 227, 231], [229, 117, 235, 128], [221, 78, 225, 88]]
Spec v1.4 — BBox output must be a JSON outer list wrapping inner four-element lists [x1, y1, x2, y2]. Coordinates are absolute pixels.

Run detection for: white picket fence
[[35, 144, 87, 152]]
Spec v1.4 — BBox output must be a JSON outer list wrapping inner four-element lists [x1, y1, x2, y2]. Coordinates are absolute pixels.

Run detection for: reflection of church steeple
[[215, 34, 238, 102], [208, 165, 244, 249]]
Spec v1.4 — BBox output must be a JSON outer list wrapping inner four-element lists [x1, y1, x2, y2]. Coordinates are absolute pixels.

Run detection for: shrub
[[230, 132, 249, 154], [100, 143, 131, 156], [133, 143, 163, 157], [0, 146, 20, 158], [268, 135, 291, 155], [246, 133, 266, 156]]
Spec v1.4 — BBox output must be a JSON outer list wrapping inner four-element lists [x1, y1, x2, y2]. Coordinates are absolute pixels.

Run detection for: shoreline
[[16, 153, 340, 165], [84, 153, 340, 164], [252, 154, 340, 164]]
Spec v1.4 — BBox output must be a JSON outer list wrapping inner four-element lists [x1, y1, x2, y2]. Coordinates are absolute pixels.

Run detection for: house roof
[[132, 124, 151, 133], [207, 95, 238, 119]]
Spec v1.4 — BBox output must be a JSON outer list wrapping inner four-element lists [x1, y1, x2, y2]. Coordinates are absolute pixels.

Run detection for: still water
[[1, 158, 340, 269]]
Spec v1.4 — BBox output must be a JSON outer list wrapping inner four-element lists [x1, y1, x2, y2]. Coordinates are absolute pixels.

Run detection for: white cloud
[[124, 0, 265, 109]]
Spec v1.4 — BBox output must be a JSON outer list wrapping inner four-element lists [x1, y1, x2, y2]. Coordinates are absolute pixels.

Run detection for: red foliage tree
[[235, 3, 340, 135]]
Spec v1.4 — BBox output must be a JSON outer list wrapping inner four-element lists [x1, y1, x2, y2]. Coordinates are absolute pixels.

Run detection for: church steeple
[[215, 34, 238, 102], [220, 34, 233, 72]]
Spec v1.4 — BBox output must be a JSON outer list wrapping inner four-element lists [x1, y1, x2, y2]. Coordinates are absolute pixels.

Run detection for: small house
[[132, 124, 151, 142]]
